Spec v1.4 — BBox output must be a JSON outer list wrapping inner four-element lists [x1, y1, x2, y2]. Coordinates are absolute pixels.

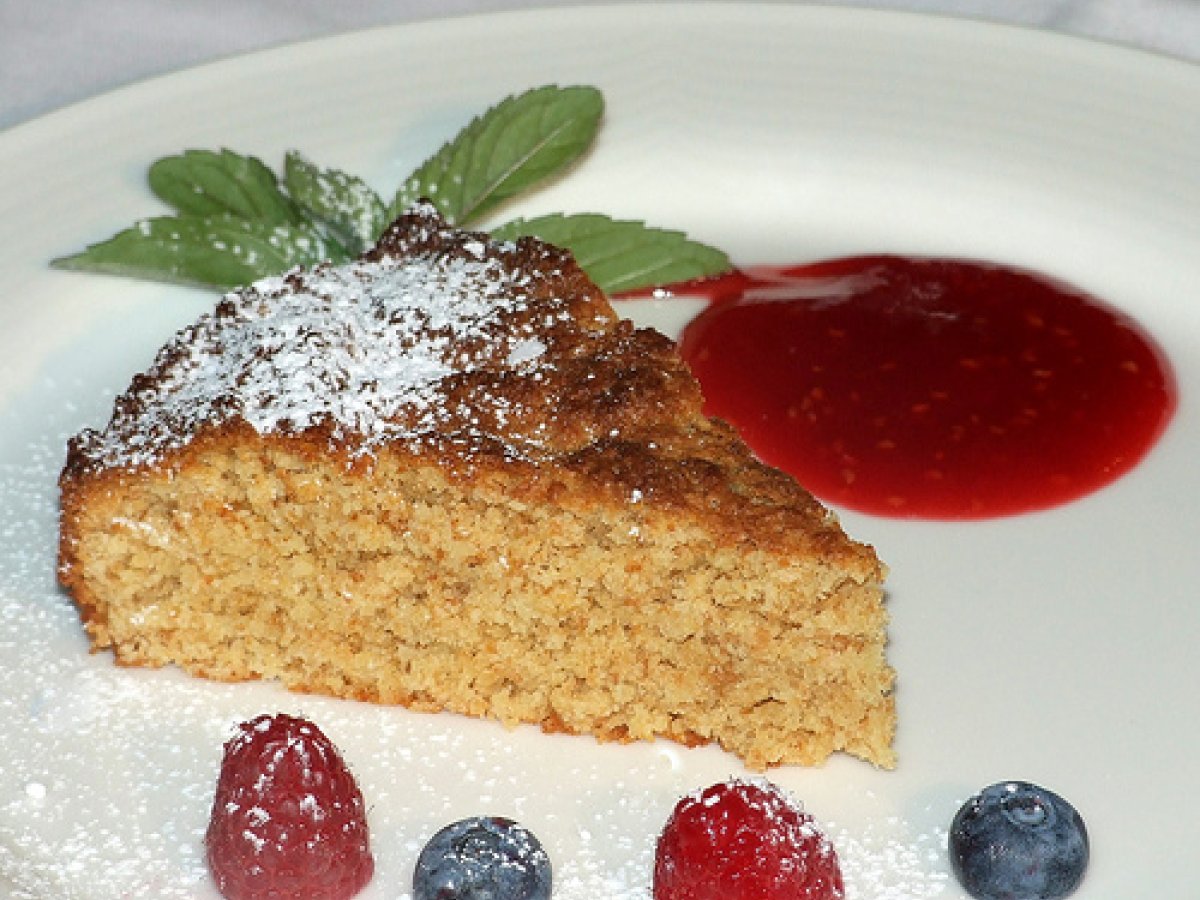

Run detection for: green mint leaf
[[148, 149, 301, 224], [51, 214, 343, 290], [284, 151, 387, 255], [491, 213, 732, 294], [390, 85, 603, 226]]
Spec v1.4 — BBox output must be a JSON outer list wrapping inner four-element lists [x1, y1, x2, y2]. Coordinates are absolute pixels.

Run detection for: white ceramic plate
[[2, 4, 1198, 897]]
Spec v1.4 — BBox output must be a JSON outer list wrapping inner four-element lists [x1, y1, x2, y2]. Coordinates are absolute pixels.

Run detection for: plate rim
[[4, 1, 1200, 150]]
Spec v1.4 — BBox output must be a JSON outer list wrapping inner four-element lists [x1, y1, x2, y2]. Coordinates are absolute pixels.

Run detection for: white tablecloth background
[[3, 0, 1199, 132]]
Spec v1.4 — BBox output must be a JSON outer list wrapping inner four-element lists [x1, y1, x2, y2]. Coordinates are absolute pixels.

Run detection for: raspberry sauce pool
[[643, 257, 1176, 519]]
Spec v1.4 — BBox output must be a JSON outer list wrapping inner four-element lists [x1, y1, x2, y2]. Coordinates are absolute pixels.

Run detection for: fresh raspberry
[[205, 713, 374, 900], [653, 777, 844, 900]]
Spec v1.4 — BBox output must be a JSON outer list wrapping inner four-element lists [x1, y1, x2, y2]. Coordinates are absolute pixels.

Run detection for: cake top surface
[[67, 202, 648, 472]]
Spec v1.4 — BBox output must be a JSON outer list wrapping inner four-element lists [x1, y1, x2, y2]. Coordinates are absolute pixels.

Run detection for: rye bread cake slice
[[58, 203, 895, 769]]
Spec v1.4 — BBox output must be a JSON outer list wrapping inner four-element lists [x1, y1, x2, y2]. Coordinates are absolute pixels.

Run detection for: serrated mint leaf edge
[[389, 85, 604, 225]]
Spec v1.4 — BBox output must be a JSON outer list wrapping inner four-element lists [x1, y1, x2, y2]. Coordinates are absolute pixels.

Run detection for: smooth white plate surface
[[2, 4, 1199, 897]]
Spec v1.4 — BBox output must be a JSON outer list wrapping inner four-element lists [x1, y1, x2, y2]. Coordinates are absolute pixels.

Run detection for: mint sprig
[[52, 85, 732, 295]]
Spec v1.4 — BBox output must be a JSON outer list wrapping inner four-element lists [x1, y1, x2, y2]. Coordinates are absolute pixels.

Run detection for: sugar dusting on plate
[[1, 370, 949, 898]]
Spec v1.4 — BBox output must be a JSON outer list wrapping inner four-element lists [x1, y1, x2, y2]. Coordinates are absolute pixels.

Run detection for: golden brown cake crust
[[59, 203, 894, 769], [62, 202, 876, 566]]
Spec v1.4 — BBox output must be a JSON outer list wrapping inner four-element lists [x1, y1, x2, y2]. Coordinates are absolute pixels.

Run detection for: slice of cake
[[58, 203, 895, 769]]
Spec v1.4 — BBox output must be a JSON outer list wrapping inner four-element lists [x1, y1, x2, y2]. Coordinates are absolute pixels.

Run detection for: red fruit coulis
[[632, 256, 1176, 520]]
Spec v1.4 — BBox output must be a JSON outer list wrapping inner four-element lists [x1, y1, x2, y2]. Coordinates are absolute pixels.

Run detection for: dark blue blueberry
[[412, 815, 552, 900], [949, 780, 1089, 900]]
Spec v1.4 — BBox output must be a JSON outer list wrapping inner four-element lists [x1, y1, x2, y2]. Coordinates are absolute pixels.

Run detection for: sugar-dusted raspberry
[[204, 713, 374, 900], [653, 777, 844, 900]]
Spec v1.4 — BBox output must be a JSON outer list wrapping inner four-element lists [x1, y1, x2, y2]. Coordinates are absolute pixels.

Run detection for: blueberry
[[412, 815, 552, 900], [949, 780, 1089, 900]]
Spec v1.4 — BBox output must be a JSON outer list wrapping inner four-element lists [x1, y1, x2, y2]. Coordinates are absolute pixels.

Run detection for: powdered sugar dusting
[[832, 817, 951, 898], [2, 373, 954, 899], [68, 206, 576, 473]]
